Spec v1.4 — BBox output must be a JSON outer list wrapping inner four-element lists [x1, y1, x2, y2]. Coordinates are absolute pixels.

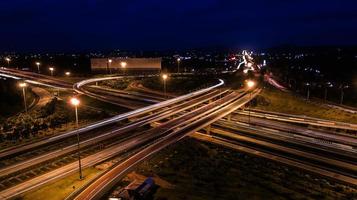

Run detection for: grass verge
[[21, 167, 101, 200], [254, 87, 357, 123]]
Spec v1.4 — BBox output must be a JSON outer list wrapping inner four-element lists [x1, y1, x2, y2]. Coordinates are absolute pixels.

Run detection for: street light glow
[[19, 82, 27, 88], [65, 72, 71, 76], [120, 62, 127, 68], [70, 97, 80, 106], [108, 59, 112, 63], [162, 74, 168, 80], [36, 62, 40, 66], [246, 80, 255, 89], [49, 67, 54, 71], [5, 57, 10, 62]]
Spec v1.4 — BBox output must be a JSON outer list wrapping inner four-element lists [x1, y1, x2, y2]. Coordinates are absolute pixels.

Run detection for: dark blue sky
[[1, 0, 357, 52]]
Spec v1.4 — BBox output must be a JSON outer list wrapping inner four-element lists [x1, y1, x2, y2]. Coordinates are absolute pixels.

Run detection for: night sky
[[1, 0, 357, 52]]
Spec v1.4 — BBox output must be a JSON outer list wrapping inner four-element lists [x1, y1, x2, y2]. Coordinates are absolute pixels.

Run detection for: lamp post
[[306, 83, 310, 101], [177, 58, 180, 73], [162, 74, 168, 98], [5, 57, 10, 68], [49, 67, 54, 76], [36, 62, 41, 73], [324, 83, 333, 102], [107, 59, 112, 74], [246, 80, 255, 124], [121, 62, 127, 75], [70, 97, 82, 180], [340, 85, 349, 105], [19, 82, 28, 114]]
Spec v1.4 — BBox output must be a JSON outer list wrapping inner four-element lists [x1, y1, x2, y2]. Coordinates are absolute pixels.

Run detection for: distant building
[[91, 58, 161, 74]]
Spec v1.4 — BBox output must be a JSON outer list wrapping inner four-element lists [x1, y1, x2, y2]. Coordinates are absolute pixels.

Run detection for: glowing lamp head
[[177, 58, 181, 62], [108, 59, 112, 63], [49, 67, 54, 71], [5, 57, 10, 62], [246, 80, 255, 89], [70, 97, 80, 106], [19, 82, 27, 88], [162, 74, 168, 80], [65, 72, 71, 76], [120, 62, 127, 68], [36, 62, 40, 66]]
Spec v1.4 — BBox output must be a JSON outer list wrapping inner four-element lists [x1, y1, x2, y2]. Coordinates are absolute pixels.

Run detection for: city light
[[120, 62, 127, 68], [5, 57, 11, 67], [65, 72, 71, 76], [49, 67, 54, 76], [19, 82, 27, 88], [70, 97, 80, 106], [162, 73, 168, 80], [19, 82, 28, 113], [246, 80, 255, 89], [162, 73, 168, 98], [36, 62, 41, 73]]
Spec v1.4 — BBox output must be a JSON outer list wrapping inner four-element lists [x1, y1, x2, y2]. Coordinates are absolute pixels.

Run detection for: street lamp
[[5, 57, 10, 67], [121, 62, 127, 75], [177, 58, 181, 73], [324, 82, 333, 102], [35, 62, 41, 73], [19, 82, 28, 114], [49, 67, 54, 76], [70, 97, 82, 180], [162, 74, 168, 98], [340, 84, 349, 105], [107, 59, 112, 74], [305, 83, 310, 101], [245, 80, 256, 124], [65, 71, 71, 76]]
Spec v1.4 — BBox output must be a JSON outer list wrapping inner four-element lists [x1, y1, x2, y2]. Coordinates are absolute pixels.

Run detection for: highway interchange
[[0, 68, 356, 199]]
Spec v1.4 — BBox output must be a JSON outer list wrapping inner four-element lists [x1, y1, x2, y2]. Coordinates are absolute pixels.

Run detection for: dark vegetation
[[99, 78, 134, 90], [129, 138, 357, 200], [141, 76, 217, 95], [0, 98, 109, 143], [0, 79, 34, 121]]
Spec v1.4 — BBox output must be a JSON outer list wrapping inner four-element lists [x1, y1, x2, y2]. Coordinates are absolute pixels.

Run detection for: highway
[[0, 77, 228, 199], [191, 133, 357, 186], [0, 68, 73, 89], [2, 68, 356, 199], [71, 89, 260, 200], [224, 115, 357, 148], [0, 89, 227, 178], [234, 109, 357, 131]]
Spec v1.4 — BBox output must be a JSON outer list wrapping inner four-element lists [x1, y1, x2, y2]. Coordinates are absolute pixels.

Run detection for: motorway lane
[[215, 119, 357, 159], [0, 68, 73, 89], [235, 109, 357, 131], [0, 89, 228, 178], [227, 115, 357, 147], [208, 128, 357, 175], [191, 133, 357, 186], [0, 79, 224, 160], [72, 89, 260, 200], [0, 89, 240, 199]]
